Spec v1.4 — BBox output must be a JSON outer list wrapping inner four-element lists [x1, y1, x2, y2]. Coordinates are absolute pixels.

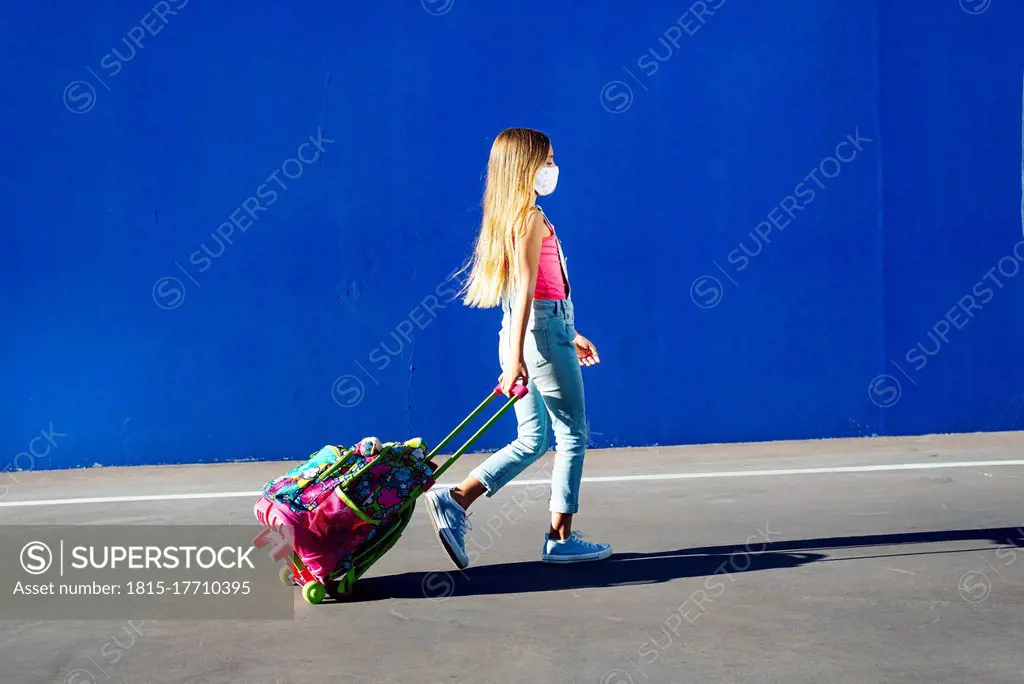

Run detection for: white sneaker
[[541, 530, 612, 563], [424, 487, 471, 569]]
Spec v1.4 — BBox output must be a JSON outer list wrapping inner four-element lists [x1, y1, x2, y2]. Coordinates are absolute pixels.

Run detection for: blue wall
[[3, 1, 1023, 471]]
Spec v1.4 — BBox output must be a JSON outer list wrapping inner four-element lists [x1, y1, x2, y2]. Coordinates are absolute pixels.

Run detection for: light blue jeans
[[469, 298, 588, 514]]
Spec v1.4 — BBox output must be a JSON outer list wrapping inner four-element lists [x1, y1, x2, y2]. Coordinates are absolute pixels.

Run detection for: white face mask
[[534, 165, 559, 196]]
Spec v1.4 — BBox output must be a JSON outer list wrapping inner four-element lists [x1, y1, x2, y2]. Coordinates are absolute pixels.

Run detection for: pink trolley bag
[[252, 383, 528, 604]]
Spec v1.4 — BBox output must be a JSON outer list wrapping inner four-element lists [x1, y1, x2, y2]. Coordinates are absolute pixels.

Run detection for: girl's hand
[[499, 359, 529, 396], [573, 333, 600, 367]]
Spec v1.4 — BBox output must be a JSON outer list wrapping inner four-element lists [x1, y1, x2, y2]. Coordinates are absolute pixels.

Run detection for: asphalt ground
[[1, 431, 1023, 683]]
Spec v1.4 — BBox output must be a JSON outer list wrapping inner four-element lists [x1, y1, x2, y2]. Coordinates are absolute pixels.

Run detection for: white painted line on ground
[[2, 459, 1023, 509], [0, 491, 263, 508], [508, 459, 1024, 486]]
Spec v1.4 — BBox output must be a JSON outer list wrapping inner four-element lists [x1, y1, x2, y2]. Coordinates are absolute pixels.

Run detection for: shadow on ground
[[344, 526, 1024, 603]]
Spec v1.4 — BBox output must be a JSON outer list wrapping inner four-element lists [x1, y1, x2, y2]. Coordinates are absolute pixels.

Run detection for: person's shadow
[[342, 525, 1024, 603]]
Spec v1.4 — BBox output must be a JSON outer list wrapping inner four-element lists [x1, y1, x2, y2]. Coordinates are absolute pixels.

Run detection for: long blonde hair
[[462, 127, 551, 308]]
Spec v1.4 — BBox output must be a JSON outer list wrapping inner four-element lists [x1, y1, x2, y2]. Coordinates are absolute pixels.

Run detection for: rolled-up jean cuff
[[550, 501, 579, 515], [469, 465, 501, 497]]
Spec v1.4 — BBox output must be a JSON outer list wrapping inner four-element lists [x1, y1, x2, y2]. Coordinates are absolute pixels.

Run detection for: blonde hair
[[462, 127, 551, 308]]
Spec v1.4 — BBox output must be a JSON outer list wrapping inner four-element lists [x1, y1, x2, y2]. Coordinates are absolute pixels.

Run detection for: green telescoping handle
[[378, 383, 528, 522], [427, 383, 529, 482], [339, 397, 520, 583]]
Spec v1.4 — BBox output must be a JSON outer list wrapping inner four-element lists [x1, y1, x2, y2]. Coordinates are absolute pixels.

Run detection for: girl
[[424, 127, 612, 566]]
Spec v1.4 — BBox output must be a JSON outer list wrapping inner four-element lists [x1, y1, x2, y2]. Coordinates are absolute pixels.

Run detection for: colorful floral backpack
[[263, 436, 436, 525]]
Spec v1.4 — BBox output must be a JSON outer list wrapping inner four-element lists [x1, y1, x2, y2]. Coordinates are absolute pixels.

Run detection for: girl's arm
[[501, 210, 547, 394]]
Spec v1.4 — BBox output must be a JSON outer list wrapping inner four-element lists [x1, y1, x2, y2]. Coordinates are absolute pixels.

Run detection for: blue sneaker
[[424, 487, 471, 569], [541, 531, 612, 564]]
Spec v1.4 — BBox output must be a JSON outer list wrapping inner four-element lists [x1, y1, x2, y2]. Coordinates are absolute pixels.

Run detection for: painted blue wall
[[877, 1, 1024, 435], [2, 1, 1022, 471]]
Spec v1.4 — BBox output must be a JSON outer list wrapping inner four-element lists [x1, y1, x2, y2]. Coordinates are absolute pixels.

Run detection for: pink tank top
[[534, 222, 568, 301]]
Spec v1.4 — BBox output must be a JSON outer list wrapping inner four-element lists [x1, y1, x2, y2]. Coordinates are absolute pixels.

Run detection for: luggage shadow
[[348, 525, 1023, 602]]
